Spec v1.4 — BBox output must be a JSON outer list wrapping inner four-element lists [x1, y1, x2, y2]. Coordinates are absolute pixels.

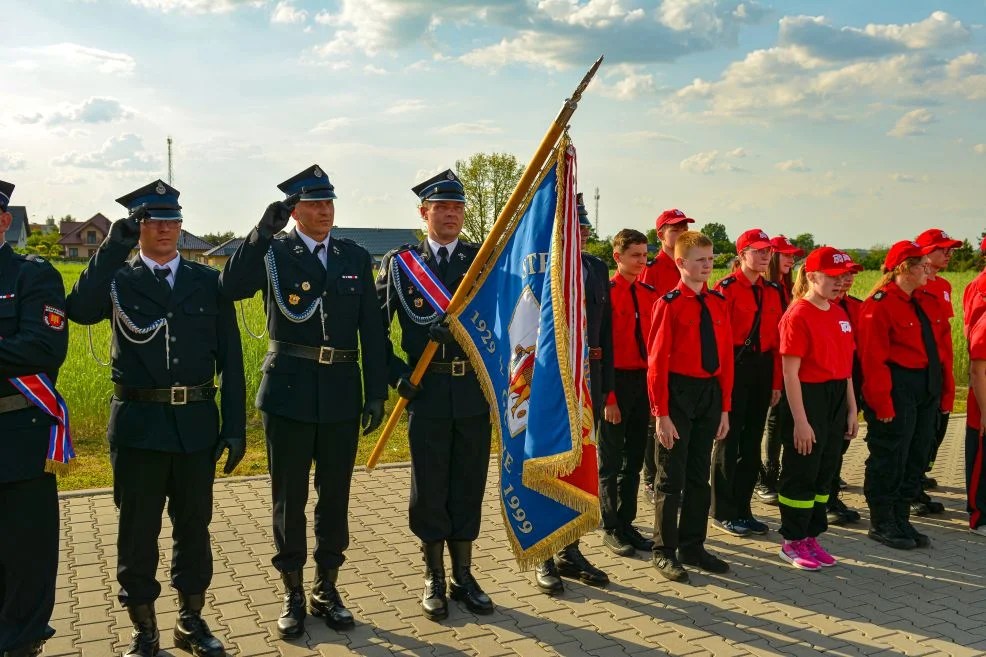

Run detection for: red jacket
[[607, 273, 659, 405], [714, 272, 785, 389], [639, 249, 681, 296]]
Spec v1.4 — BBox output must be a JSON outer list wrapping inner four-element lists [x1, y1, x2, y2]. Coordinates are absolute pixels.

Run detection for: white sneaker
[[971, 525, 986, 536]]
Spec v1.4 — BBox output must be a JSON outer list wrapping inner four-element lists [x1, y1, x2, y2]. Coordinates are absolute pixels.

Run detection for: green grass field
[[50, 265, 975, 491]]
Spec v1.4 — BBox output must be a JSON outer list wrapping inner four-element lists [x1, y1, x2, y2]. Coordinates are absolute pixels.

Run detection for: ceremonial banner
[[450, 137, 599, 567]]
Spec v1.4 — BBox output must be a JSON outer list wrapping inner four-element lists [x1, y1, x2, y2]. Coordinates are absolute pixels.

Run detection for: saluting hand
[[109, 215, 142, 248], [793, 420, 815, 456], [656, 416, 679, 449], [214, 437, 246, 474], [258, 193, 300, 236], [362, 398, 385, 436]]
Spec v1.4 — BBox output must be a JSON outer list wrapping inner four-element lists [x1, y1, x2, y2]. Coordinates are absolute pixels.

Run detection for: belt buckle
[[170, 386, 188, 406], [318, 346, 335, 365], [451, 360, 466, 377]]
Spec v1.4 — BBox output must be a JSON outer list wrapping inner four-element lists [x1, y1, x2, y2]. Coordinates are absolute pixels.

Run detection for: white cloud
[[363, 64, 388, 75], [974, 144, 986, 155], [591, 64, 658, 101], [727, 147, 747, 158], [890, 173, 931, 184], [128, 0, 264, 14], [19, 43, 136, 75], [775, 159, 809, 173], [679, 149, 745, 174], [887, 108, 935, 138], [271, 1, 306, 24], [40, 97, 135, 126], [385, 99, 427, 115], [51, 133, 161, 171], [311, 117, 353, 132], [436, 120, 503, 135], [0, 151, 28, 171], [618, 131, 685, 143]]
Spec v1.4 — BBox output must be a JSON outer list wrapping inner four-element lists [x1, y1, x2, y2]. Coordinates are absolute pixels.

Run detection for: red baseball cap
[[736, 228, 772, 252], [656, 208, 695, 230], [980, 235, 986, 253], [804, 247, 862, 276], [884, 240, 934, 271], [915, 228, 962, 251], [770, 235, 804, 257]]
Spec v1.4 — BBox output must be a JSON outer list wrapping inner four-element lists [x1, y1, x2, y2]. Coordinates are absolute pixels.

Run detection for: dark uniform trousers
[[863, 366, 939, 508], [777, 380, 848, 541], [966, 427, 986, 528], [264, 414, 360, 571], [653, 374, 721, 555], [712, 350, 774, 521], [599, 369, 649, 531], [763, 394, 791, 484]]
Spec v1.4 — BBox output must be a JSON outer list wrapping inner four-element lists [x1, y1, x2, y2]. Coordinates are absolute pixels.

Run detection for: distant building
[[203, 237, 244, 269], [177, 230, 215, 263], [5, 207, 30, 248], [58, 213, 111, 259], [332, 227, 421, 265]]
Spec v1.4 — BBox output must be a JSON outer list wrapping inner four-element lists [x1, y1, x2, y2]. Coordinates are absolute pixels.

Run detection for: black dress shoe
[[895, 503, 931, 548], [916, 492, 945, 514], [124, 604, 160, 657], [421, 541, 449, 621], [447, 540, 494, 614], [603, 530, 634, 556], [652, 554, 689, 582], [624, 525, 655, 552], [554, 543, 609, 587], [173, 592, 224, 657], [277, 571, 306, 639], [310, 568, 355, 630], [535, 559, 564, 595], [678, 548, 729, 574]]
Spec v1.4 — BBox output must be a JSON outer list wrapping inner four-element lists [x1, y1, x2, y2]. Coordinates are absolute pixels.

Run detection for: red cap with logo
[[804, 247, 863, 276], [736, 228, 772, 252], [656, 208, 695, 230], [884, 240, 934, 271], [915, 228, 962, 251], [770, 235, 804, 257]]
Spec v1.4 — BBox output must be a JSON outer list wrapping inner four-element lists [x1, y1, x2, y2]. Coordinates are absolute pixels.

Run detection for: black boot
[[173, 592, 224, 657], [277, 571, 306, 639], [895, 501, 931, 548], [124, 604, 160, 657], [554, 542, 609, 587], [447, 540, 494, 614], [310, 567, 355, 630], [421, 542, 449, 620], [867, 505, 916, 550], [534, 559, 564, 595], [3, 640, 44, 657]]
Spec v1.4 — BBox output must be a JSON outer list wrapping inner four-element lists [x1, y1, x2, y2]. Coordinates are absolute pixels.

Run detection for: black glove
[[428, 320, 454, 345], [361, 398, 385, 436], [258, 193, 301, 237], [213, 437, 246, 474], [396, 377, 421, 401], [108, 215, 141, 248]]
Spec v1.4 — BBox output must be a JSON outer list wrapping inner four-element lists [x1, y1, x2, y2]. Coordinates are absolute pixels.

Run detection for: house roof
[[332, 227, 420, 255], [58, 213, 111, 246], [203, 237, 244, 257], [178, 230, 215, 251], [6, 207, 29, 244]]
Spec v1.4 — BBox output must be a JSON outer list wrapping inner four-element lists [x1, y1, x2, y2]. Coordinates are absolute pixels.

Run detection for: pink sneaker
[[804, 537, 837, 567], [780, 539, 821, 571]]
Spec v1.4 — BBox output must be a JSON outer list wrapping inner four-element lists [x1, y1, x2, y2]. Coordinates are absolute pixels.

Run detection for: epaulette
[[764, 280, 781, 289], [718, 275, 736, 287], [664, 289, 681, 302], [646, 258, 655, 267], [24, 254, 49, 265], [639, 282, 656, 292], [274, 233, 287, 240], [873, 291, 886, 301], [709, 289, 726, 300], [609, 280, 616, 288]]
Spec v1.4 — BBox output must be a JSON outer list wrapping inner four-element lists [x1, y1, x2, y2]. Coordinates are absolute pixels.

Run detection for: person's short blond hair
[[674, 231, 713, 259]]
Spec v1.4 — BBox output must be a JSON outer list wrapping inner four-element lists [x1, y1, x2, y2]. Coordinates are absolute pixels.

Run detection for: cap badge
[[155, 182, 166, 195], [447, 171, 455, 180], [301, 281, 311, 291], [314, 166, 323, 178], [288, 294, 300, 306]]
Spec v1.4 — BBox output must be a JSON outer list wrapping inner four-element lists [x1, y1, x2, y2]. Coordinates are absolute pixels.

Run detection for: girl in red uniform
[[858, 241, 944, 550], [967, 313, 986, 536], [776, 247, 859, 570], [757, 235, 804, 504]]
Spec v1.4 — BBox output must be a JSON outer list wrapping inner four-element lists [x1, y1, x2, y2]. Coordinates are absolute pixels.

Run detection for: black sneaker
[[652, 554, 689, 582], [827, 498, 854, 526], [738, 517, 769, 535], [624, 525, 655, 552], [603, 530, 634, 557], [916, 492, 945, 514], [678, 548, 729, 574], [754, 483, 778, 504]]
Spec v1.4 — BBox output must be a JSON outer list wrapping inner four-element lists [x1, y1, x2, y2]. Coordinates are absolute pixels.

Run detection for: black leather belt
[[0, 394, 33, 415], [588, 347, 603, 361], [114, 383, 217, 406], [428, 360, 473, 376], [269, 340, 359, 365]]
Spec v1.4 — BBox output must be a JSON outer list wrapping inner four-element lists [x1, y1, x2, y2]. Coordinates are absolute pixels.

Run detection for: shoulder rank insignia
[[764, 280, 781, 289], [292, 244, 305, 255], [873, 291, 886, 301], [288, 294, 300, 306], [709, 289, 726, 300], [719, 275, 736, 287], [609, 280, 616, 288], [664, 289, 681, 302], [639, 282, 656, 292]]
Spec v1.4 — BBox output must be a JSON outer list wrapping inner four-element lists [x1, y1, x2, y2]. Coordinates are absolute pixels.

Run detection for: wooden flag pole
[[366, 55, 604, 471]]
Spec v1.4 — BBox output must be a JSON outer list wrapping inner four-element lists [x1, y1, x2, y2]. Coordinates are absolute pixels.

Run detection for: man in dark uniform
[[376, 169, 494, 621], [0, 180, 68, 657], [66, 180, 245, 657], [534, 193, 611, 594], [220, 165, 387, 639]]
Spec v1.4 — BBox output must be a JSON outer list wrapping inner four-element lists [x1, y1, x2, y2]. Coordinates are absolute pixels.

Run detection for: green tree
[[25, 229, 62, 258], [699, 222, 736, 257], [947, 239, 981, 272], [584, 238, 614, 268], [860, 245, 889, 271], [646, 228, 658, 249], [454, 153, 524, 243], [201, 230, 237, 247], [792, 233, 817, 253]]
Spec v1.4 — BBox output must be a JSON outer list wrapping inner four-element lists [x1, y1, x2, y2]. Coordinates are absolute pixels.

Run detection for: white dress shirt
[[297, 229, 331, 269], [140, 252, 180, 288], [427, 237, 459, 264]]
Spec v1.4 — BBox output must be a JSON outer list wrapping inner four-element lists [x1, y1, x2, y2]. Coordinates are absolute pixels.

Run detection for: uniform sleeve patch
[[43, 305, 66, 331]]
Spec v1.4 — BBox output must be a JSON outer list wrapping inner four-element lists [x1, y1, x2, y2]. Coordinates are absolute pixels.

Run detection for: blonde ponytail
[[791, 266, 810, 302]]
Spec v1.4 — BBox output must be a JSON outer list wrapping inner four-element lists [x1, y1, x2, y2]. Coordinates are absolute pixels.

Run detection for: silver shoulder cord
[[240, 246, 327, 341], [88, 279, 171, 369]]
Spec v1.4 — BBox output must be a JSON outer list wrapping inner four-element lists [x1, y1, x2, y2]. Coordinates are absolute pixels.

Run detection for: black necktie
[[697, 293, 720, 375], [313, 243, 326, 268], [750, 284, 762, 350], [437, 246, 449, 279], [911, 297, 942, 396], [629, 283, 647, 362], [153, 267, 171, 291]]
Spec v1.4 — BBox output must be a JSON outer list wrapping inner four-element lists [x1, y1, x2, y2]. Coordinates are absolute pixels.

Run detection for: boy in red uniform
[[711, 229, 784, 537], [776, 248, 860, 571], [963, 237, 986, 331], [599, 229, 658, 556], [647, 232, 733, 582], [640, 209, 695, 505], [967, 313, 986, 536]]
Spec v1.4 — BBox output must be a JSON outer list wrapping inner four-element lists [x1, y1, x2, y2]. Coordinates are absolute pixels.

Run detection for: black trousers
[[712, 351, 774, 521], [599, 369, 649, 531], [112, 446, 215, 606], [928, 411, 950, 470], [967, 427, 986, 529], [0, 474, 58, 651], [652, 375, 721, 554], [778, 381, 848, 541], [863, 367, 938, 510], [643, 415, 657, 489], [408, 412, 492, 542], [264, 413, 360, 573], [762, 394, 791, 485]]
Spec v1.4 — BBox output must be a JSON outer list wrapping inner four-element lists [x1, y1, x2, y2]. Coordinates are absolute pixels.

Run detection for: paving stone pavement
[[50, 417, 986, 657]]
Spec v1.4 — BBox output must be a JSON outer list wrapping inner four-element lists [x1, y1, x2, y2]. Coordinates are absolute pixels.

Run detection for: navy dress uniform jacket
[[0, 244, 69, 482], [220, 227, 388, 423], [583, 252, 614, 418], [376, 240, 489, 419], [66, 241, 245, 453]]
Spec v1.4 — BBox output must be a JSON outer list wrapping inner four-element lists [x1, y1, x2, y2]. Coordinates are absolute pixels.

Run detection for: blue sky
[[3, 0, 984, 248]]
